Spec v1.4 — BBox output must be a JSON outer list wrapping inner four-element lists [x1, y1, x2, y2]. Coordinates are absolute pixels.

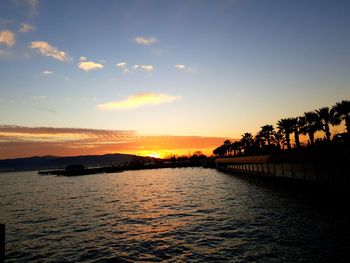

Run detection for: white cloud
[[174, 64, 196, 73], [116, 62, 130, 73], [42, 70, 53, 75], [116, 62, 127, 68], [175, 64, 186, 70], [116, 62, 153, 73], [19, 23, 35, 33], [79, 56, 87, 61], [134, 36, 157, 45], [132, 64, 154, 72], [0, 30, 15, 47], [97, 92, 180, 111], [141, 65, 153, 72], [78, 61, 104, 71], [132, 64, 140, 70], [29, 41, 70, 61]]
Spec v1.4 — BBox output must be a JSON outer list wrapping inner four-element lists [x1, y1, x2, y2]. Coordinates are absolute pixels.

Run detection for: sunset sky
[[1, 0, 350, 158]]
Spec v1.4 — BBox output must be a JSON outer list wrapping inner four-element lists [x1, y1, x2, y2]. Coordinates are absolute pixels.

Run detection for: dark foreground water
[[1, 168, 349, 262]]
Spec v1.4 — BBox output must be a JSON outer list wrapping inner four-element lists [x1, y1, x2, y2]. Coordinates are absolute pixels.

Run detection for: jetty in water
[[38, 161, 205, 176], [38, 165, 124, 176]]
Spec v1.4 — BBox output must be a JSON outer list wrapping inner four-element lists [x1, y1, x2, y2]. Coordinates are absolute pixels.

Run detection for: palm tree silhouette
[[332, 100, 350, 134], [300, 112, 322, 145], [316, 107, 340, 141], [240, 133, 254, 154], [223, 139, 232, 156], [273, 129, 284, 150], [213, 145, 226, 156], [255, 131, 265, 149], [231, 141, 242, 156], [260, 125, 274, 146], [213, 99, 350, 157], [290, 117, 302, 148], [277, 118, 293, 150]]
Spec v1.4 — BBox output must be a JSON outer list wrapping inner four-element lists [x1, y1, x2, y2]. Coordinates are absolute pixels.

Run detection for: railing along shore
[[216, 155, 349, 187]]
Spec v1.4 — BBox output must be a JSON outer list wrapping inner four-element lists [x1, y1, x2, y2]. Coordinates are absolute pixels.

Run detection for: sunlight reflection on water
[[1, 168, 349, 262]]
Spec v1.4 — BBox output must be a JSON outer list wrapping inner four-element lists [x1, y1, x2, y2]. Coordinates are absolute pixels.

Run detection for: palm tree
[[223, 139, 232, 156], [272, 129, 284, 150], [315, 107, 340, 141], [332, 100, 350, 134], [277, 118, 293, 150], [300, 112, 322, 146], [290, 117, 302, 148], [213, 145, 226, 156], [240, 133, 254, 154], [260, 125, 274, 146], [231, 141, 242, 156]]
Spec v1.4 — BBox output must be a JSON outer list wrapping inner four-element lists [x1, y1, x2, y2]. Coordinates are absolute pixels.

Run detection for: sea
[[1, 168, 349, 262]]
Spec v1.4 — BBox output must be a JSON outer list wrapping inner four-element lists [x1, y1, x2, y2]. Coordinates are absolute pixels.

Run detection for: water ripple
[[1, 168, 350, 262]]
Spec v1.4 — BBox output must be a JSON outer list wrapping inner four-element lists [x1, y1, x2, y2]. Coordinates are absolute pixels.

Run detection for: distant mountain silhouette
[[0, 153, 153, 172]]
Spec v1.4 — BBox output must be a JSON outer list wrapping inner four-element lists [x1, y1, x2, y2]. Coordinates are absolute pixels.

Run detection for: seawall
[[216, 155, 349, 188]]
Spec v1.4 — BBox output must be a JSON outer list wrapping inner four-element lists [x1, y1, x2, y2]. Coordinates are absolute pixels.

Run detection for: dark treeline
[[213, 100, 350, 157], [162, 151, 213, 167], [39, 151, 214, 176]]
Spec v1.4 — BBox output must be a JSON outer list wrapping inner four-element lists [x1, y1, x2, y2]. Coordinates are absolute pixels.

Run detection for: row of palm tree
[[213, 100, 350, 156]]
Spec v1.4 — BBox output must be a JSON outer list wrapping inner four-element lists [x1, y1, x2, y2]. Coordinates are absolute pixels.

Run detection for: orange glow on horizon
[[134, 147, 215, 159], [146, 152, 162, 158], [0, 126, 226, 159]]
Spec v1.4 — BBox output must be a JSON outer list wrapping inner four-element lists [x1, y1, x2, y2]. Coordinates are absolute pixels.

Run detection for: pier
[[38, 161, 202, 176]]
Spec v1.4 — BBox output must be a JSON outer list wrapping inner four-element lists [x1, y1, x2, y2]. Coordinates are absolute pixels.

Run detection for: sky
[[0, 0, 350, 158]]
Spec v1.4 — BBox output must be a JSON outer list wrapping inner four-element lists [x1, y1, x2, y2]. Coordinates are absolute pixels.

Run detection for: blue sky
[[1, 0, 350, 139]]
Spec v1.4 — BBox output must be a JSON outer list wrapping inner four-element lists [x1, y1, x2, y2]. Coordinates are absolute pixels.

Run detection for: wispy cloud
[[0, 49, 12, 58], [132, 64, 154, 72], [27, 0, 39, 14], [0, 30, 16, 47], [42, 70, 53, 75], [0, 125, 136, 143], [33, 106, 57, 114], [134, 36, 157, 45], [116, 62, 127, 68], [97, 92, 180, 111], [140, 65, 154, 72], [29, 41, 70, 61], [116, 62, 153, 73], [174, 64, 196, 73], [79, 56, 87, 61], [78, 60, 104, 71], [0, 125, 225, 159], [14, 0, 39, 16], [175, 64, 186, 70], [33, 95, 46, 100], [116, 62, 130, 73], [19, 23, 35, 33]]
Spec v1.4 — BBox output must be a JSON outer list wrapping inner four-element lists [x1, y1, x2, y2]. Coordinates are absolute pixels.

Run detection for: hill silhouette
[[0, 153, 154, 172]]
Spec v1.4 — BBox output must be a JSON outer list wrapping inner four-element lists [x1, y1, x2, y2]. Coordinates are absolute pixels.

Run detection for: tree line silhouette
[[213, 100, 350, 157]]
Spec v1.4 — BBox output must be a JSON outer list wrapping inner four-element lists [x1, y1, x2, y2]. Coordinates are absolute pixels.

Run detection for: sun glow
[[147, 152, 161, 158], [0, 126, 225, 159]]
